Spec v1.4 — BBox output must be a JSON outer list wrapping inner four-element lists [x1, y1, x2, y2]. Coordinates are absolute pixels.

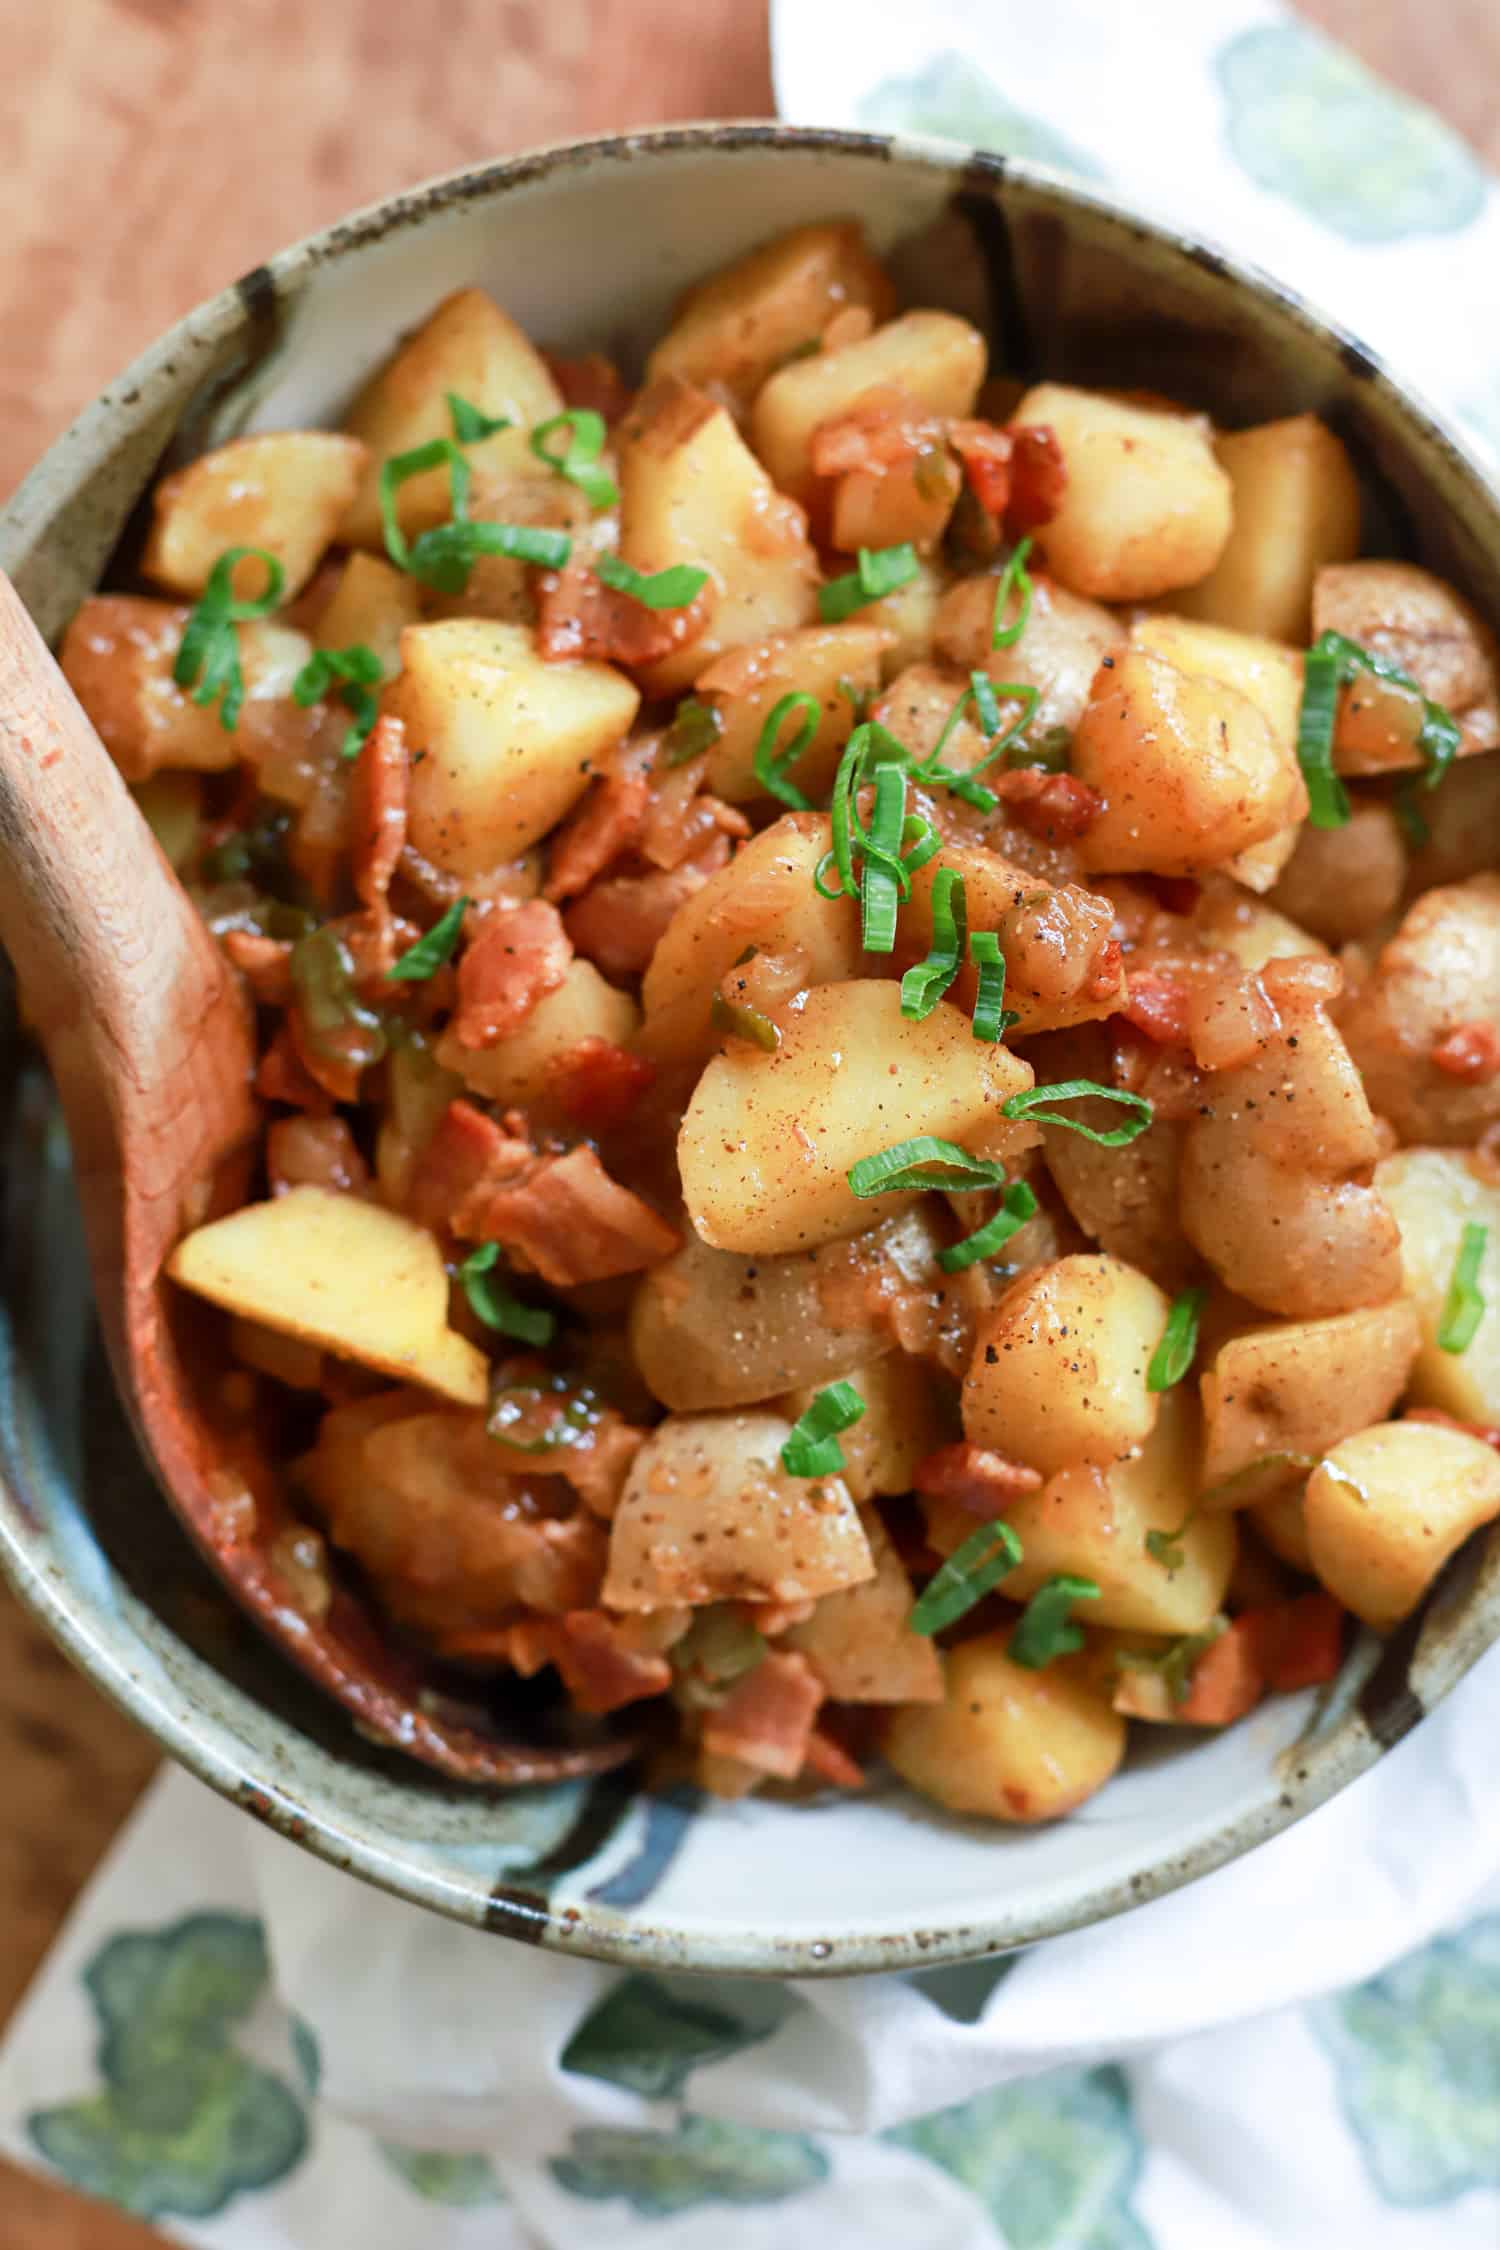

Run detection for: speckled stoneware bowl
[[3, 126, 1499, 1977]]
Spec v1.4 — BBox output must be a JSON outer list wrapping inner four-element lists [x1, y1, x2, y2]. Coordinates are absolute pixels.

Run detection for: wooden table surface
[[0, 1, 1493, 2239]]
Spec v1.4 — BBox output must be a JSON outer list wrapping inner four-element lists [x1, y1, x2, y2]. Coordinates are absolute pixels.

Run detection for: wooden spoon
[[0, 572, 631, 1785]]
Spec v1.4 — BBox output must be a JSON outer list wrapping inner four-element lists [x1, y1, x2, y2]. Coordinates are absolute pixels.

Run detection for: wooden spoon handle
[[0, 571, 255, 1304]]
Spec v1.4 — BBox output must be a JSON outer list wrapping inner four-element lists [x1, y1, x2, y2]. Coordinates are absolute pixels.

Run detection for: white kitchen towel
[[3, 2, 1499, 2244]]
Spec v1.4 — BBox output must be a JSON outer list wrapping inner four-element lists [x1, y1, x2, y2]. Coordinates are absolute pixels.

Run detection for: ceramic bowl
[[3, 125, 1498, 1977]]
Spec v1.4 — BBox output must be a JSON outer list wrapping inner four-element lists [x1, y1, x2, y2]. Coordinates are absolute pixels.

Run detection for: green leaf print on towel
[[551, 2112, 829, 2216], [27, 1912, 308, 2222], [857, 53, 1102, 177], [1311, 1913, 1500, 2204], [888, 2063, 1155, 2250], [561, 1973, 782, 2098], [377, 2142, 507, 2207], [1218, 24, 1486, 245]]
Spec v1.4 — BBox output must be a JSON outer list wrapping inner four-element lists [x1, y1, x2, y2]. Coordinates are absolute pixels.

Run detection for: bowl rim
[[2, 119, 1497, 1977]]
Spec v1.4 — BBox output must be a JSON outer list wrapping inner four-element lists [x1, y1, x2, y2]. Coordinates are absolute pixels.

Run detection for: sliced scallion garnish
[[1295, 645, 1352, 830], [1147, 1287, 1207, 1393], [386, 896, 469, 982], [847, 1136, 1012, 1199], [1008, 1574, 1101, 1669], [1438, 1222, 1489, 1354], [595, 554, 709, 609], [780, 1381, 866, 1477], [937, 1179, 1039, 1273], [908, 1519, 1024, 1636], [172, 546, 286, 731], [990, 536, 1035, 650], [1000, 1080, 1154, 1147], [291, 641, 384, 759], [529, 408, 619, 510], [751, 690, 820, 811], [968, 931, 1018, 1043], [900, 868, 969, 1020], [458, 1243, 557, 1346], [447, 392, 513, 443], [663, 697, 724, 766], [818, 542, 920, 623]]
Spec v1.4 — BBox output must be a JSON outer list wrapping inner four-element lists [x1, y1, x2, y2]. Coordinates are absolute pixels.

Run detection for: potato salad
[[61, 218, 1500, 1818]]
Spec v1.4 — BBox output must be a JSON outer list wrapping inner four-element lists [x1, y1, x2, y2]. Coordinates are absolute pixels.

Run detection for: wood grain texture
[[0, 2, 1482, 2241]]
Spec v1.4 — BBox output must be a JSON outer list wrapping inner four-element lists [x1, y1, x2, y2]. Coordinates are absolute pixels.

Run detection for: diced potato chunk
[[1305, 1421, 1500, 1631], [1009, 384, 1232, 601], [962, 1253, 1170, 1475], [884, 1635, 1126, 1822], [167, 1186, 487, 1405], [617, 378, 819, 695], [751, 310, 986, 503], [869, 554, 950, 676], [313, 552, 423, 676], [778, 1355, 946, 1505], [59, 595, 312, 782], [640, 812, 862, 1046], [131, 770, 202, 871], [1341, 876, 1500, 1146], [1191, 883, 1326, 971], [904, 845, 1124, 1036], [693, 622, 889, 802], [436, 959, 638, 1107], [993, 1390, 1237, 1634], [1073, 646, 1307, 876], [678, 980, 1034, 1256], [1172, 414, 1361, 641], [1200, 1300, 1422, 1497], [1314, 561, 1500, 759], [934, 572, 1123, 739], [338, 287, 563, 549], [783, 1516, 942, 1703], [1031, 1028, 1196, 1290], [603, 1411, 873, 1609], [395, 618, 638, 875], [646, 220, 895, 410], [1131, 615, 1302, 764], [1268, 803, 1406, 946], [143, 433, 367, 600], [1376, 1148, 1500, 1424], [1407, 750, 1500, 893]]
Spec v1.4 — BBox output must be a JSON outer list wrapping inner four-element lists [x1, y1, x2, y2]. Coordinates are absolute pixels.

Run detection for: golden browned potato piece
[[1009, 384, 1232, 601], [1406, 750, 1500, 892], [1199, 1300, 1422, 1498], [313, 552, 424, 677], [59, 595, 312, 782], [603, 1411, 873, 1610], [1073, 647, 1307, 876], [1180, 992, 1403, 1319], [934, 572, 1124, 739], [1172, 413, 1361, 642], [1025, 1026, 1199, 1291], [784, 1517, 942, 1703], [1269, 801, 1407, 945], [693, 622, 890, 803], [1314, 561, 1500, 763], [646, 220, 895, 411], [618, 377, 820, 695], [1305, 1421, 1500, 1632], [143, 433, 367, 600], [1376, 1149, 1500, 1426], [963, 1253, 1170, 1474], [884, 1634, 1127, 1822], [778, 1354, 946, 1505], [904, 844, 1125, 1037], [1190, 882, 1327, 970], [338, 287, 564, 549], [750, 310, 987, 504], [678, 980, 1034, 1256], [1340, 876, 1500, 1145]]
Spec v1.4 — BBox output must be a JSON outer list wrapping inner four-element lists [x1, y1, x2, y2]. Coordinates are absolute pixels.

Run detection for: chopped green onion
[[529, 408, 619, 510], [910, 685, 999, 814], [447, 392, 513, 443], [1199, 1453, 1317, 1508], [407, 518, 571, 595], [938, 1179, 1038, 1273], [968, 931, 1018, 1043], [819, 723, 934, 949], [595, 553, 708, 609], [848, 1136, 1011, 1199], [970, 671, 1003, 737], [780, 1381, 867, 1477], [1147, 1287, 1207, 1393], [1295, 646, 1352, 830], [752, 691, 820, 810], [901, 868, 968, 1020], [1000, 1079, 1154, 1147], [292, 641, 384, 759], [909, 1519, 1024, 1636], [663, 697, 724, 766], [1115, 1620, 1225, 1706], [1009, 723, 1073, 774], [1145, 1512, 1194, 1572], [990, 536, 1035, 650], [710, 990, 781, 1050], [379, 438, 471, 573], [1393, 779, 1430, 848], [385, 896, 469, 982], [172, 546, 286, 731], [1438, 1222, 1489, 1354], [1312, 629, 1462, 795], [457, 1243, 557, 1346], [836, 674, 871, 723], [818, 542, 920, 623], [1009, 1574, 1102, 1669], [859, 760, 910, 951], [289, 925, 386, 1070]]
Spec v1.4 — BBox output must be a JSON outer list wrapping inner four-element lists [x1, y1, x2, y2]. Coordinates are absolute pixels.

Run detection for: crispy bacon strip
[[351, 712, 408, 912], [802, 1728, 865, 1790], [1432, 1020, 1500, 1083], [457, 1144, 679, 1286], [406, 1098, 531, 1233], [256, 1023, 333, 1114], [700, 1651, 825, 1780], [544, 739, 655, 902], [267, 1116, 369, 1196], [548, 1038, 657, 1132], [563, 838, 731, 980], [1119, 969, 1194, 1047], [544, 350, 632, 424], [913, 1442, 1043, 1513], [949, 419, 1013, 516], [451, 900, 572, 1050], [535, 560, 713, 668], [994, 767, 1103, 841], [1009, 423, 1068, 532], [545, 1610, 672, 1714]]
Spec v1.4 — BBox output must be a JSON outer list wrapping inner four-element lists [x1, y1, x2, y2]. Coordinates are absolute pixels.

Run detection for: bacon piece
[[286, 1010, 363, 1105], [639, 767, 751, 870], [406, 1098, 531, 1233], [1405, 1407, 1500, 1452], [563, 838, 731, 980], [458, 1144, 679, 1286], [221, 928, 293, 1006], [544, 742, 654, 902], [256, 1023, 333, 1114], [548, 1037, 657, 1132], [802, 1728, 865, 1790], [544, 350, 632, 424], [1250, 1592, 1346, 1694], [810, 387, 928, 477], [451, 900, 572, 1050], [1175, 1620, 1266, 1727], [1008, 423, 1067, 532], [1085, 937, 1126, 1004], [546, 1610, 672, 1715], [535, 559, 713, 668], [1432, 1020, 1500, 1084], [700, 1651, 825, 1780], [913, 1442, 1042, 1513], [267, 1116, 369, 1196], [949, 419, 1013, 517], [556, 1415, 648, 1521], [1119, 968, 1194, 1047], [350, 712, 407, 912], [994, 767, 1103, 841]]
